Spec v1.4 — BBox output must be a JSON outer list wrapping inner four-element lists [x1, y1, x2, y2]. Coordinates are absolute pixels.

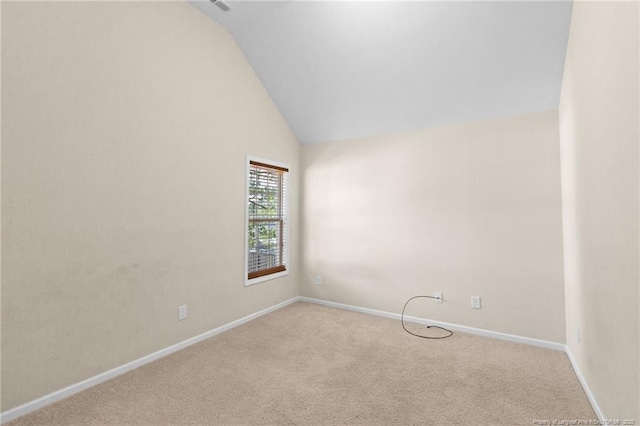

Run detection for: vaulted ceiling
[[191, 1, 573, 144]]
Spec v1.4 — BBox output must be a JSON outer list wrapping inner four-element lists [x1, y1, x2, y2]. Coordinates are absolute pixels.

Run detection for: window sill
[[244, 269, 289, 287]]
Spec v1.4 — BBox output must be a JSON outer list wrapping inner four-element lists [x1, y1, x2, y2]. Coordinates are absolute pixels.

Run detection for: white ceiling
[[191, 1, 573, 144]]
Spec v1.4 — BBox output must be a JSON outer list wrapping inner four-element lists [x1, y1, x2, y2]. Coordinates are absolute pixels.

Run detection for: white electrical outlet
[[178, 305, 188, 320], [434, 291, 443, 303], [314, 275, 322, 285], [471, 296, 481, 309]]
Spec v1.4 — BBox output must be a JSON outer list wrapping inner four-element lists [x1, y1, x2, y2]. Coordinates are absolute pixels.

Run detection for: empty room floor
[[8, 302, 595, 425]]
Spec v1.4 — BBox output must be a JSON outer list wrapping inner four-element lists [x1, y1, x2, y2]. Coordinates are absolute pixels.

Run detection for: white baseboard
[[300, 297, 607, 419], [299, 296, 566, 351], [565, 347, 605, 421], [2, 296, 604, 424], [0, 296, 299, 424]]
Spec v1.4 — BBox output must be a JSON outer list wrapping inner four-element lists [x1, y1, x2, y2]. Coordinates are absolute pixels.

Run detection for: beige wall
[[1, 1, 299, 411], [559, 1, 639, 420], [301, 110, 566, 343], [4, 0, 637, 419]]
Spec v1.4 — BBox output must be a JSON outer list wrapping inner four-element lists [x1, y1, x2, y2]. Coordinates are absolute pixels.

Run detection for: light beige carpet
[[8, 302, 596, 425]]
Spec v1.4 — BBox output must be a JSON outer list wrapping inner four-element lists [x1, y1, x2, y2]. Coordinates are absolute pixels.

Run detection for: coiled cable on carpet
[[401, 296, 453, 339]]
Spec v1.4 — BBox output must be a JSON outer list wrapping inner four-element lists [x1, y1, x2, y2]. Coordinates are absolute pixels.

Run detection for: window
[[245, 157, 289, 285]]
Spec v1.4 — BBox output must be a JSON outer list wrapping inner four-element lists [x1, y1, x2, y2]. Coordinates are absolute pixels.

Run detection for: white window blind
[[247, 160, 288, 280]]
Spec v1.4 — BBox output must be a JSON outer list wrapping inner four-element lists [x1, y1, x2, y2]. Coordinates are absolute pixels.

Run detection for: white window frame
[[244, 155, 290, 286]]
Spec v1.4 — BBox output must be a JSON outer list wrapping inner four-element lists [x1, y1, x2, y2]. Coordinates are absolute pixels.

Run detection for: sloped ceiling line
[[191, 0, 573, 144]]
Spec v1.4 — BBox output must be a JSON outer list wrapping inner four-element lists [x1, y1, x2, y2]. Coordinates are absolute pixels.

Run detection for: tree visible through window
[[247, 160, 288, 280]]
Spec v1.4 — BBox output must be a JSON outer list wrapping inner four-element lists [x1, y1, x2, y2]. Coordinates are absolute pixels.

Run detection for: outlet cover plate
[[178, 305, 188, 320], [471, 296, 481, 309]]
